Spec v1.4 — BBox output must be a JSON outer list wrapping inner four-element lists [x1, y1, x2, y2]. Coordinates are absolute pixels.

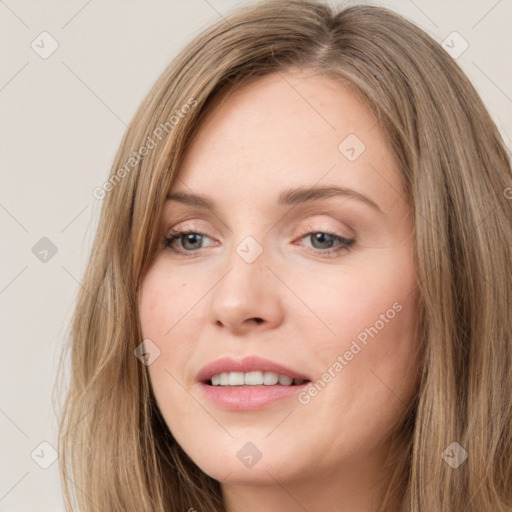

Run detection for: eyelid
[[296, 217, 354, 240], [168, 212, 353, 235], [164, 217, 355, 256], [166, 218, 352, 241], [165, 219, 217, 237]]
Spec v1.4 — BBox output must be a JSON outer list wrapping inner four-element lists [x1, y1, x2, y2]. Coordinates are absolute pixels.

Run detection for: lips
[[196, 356, 311, 384]]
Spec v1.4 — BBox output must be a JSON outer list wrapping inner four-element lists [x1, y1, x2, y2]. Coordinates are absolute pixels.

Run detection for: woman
[[55, 1, 512, 510]]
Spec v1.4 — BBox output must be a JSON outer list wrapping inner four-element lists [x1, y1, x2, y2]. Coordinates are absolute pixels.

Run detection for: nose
[[207, 240, 285, 335]]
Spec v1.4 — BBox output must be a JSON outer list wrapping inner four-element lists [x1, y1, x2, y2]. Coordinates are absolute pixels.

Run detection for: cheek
[[287, 264, 419, 459], [138, 269, 192, 432], [138, 263, 204, 343], [138, 267, 191, 386], [294, 256, 417, 348], [292, 250, 419, 401]]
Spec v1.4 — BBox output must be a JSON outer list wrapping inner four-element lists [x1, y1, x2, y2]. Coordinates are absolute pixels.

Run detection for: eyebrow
[[166, 186, 383, 214]]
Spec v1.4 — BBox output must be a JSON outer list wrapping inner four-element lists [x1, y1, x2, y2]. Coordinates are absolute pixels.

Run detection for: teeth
[[228, 372, 245, 386], [209, 371, 306, 386], [263, 371, 278, 385], [278, 374, 293, 386], [246, 371, 266, 385]]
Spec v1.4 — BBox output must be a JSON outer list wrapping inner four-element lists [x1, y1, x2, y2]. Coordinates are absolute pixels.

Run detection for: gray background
[[1, 1, 511, 510]]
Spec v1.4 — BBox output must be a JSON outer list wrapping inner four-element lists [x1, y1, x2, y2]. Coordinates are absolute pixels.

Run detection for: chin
[[178, 436, 308, 484]]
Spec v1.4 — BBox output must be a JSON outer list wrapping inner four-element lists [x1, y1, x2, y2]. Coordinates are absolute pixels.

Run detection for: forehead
[[173, 71, 403, 213]]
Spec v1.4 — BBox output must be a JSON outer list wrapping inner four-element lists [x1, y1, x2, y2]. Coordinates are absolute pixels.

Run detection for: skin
[[138, 69, 420, 511]]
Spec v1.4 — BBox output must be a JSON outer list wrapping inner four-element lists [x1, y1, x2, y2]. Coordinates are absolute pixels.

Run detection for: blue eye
[[163, 229, 355, 257], [302, 231, 354, 252], [300, 231, 354, 255], [163, 229, 213, 253]]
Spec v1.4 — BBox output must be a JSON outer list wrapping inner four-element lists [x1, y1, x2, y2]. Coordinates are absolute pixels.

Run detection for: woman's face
[[138, 70, 420, 504]]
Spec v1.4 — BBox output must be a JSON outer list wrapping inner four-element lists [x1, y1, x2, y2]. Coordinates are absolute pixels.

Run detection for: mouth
[[207, 371, 309, 387], [196, 356, 312, 410], [196, 355, 311, 386]]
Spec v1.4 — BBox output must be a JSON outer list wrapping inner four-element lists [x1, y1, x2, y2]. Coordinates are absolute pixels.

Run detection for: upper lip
[[196, 356, 311, 383]]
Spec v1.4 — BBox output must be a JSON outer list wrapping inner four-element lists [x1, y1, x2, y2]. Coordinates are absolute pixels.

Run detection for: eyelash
[[162, 226, 355, 258]]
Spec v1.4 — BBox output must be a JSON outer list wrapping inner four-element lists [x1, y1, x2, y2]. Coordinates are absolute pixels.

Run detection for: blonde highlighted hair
[[55, 1, 512, 510]]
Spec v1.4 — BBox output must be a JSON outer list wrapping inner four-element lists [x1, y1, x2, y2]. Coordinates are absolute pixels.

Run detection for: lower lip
[[199, 382, 311, 411]]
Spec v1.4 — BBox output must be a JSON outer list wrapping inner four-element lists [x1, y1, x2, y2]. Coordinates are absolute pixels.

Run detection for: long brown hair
[[54, 1, 512, 510]]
